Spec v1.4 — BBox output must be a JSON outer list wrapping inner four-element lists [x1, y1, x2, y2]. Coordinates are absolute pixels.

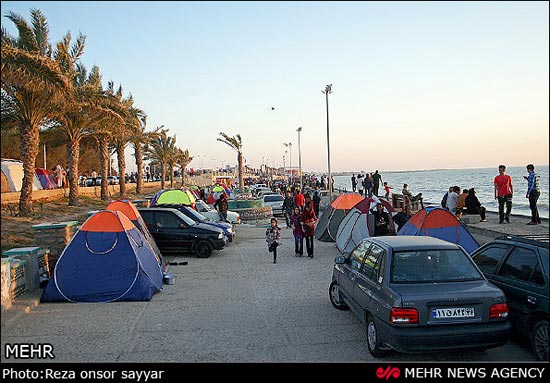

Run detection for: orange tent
[[316, 192, 364, 242]]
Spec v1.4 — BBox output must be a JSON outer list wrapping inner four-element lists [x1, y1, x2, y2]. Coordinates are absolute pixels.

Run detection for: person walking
[[282, 191, 295, 228], [290, 207, 304, 256], [383, 182, 392, 200], [364, 173, 373, 198], [294, 189, 305, 211], [524, 164, 541, 225], [351, 174, 357, 192], [265, 217, 281, 264], [214, 194, 229, 222], [312, 189, 321, 217], [91, 169, 98, 187], [494, 164, 513, 224], [357, 174, 364, 197], [55, 165, 65, 188], [302, 202, 317, 258], [372, 170, 382, 197], [465, 188, 487, 222]]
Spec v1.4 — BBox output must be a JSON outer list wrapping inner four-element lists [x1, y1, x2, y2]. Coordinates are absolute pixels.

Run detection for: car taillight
[[390, 308, 419, 324], [490, 303, 508, 319]]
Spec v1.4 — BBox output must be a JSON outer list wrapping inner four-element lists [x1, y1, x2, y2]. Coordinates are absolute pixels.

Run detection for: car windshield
[[170, 209, 197, 226], [183, 206, 207, 222], [391, 249, 483, 283], [197, 201, 213, 212], [265, 195, 284, 202]]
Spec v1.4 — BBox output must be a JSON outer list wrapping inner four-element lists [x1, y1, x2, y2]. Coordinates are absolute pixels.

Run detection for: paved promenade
[[1, 210, 547, 363]]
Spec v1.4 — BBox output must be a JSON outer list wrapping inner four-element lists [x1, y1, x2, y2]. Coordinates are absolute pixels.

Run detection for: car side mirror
[[334, 256, 346, 264], [179, 223, 187, 229]]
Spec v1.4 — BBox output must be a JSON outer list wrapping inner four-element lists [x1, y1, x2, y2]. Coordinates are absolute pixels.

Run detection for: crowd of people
[[264, 163, 542, 264], [263, 185, 323, 264]]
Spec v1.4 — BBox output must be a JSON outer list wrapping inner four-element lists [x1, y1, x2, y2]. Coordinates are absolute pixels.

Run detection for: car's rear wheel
[[366, 314, 387, 358], [195, 241, 213, 258], [531, 319, 549, 361], [329, 281, 348, 310]]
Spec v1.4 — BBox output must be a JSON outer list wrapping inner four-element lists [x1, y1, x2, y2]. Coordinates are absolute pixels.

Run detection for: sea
[[331, 166, 549, 219]]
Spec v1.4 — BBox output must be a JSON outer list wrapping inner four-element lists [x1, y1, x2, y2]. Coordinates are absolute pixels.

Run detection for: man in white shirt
[[446, 186, 461, 215]]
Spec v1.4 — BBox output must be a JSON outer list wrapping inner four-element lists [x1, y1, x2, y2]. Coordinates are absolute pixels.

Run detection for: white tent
[[336, 196, 395, 255], [1, 159, 43, 192]]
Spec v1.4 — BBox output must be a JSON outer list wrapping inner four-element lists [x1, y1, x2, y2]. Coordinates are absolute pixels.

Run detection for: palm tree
[[91, 80, 126, 200], [144, 128, 175, 190], [117, 95, 146, 197], [217, 132, 243, 192], [49, 33, 96, 206], [128, 122, 158, 194], [1, 8, 71, 215], [176, 148, 193, 186]]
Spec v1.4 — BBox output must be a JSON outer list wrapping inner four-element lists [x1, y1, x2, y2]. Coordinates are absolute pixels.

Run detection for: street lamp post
[[297, 127, 303, 190], [283, 142, 292, 185], [322, 84, 333, 200]]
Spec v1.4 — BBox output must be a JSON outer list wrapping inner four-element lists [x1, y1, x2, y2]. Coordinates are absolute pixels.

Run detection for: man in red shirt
[[494, 164, 514, 224], [294, 189, 305, 211]]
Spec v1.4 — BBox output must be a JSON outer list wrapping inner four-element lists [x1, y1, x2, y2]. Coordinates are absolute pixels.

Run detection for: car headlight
[[218, 233, 224, 239]]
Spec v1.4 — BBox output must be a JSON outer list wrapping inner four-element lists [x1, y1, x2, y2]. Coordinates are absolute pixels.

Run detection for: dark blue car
[[159, 204, 235, 242]]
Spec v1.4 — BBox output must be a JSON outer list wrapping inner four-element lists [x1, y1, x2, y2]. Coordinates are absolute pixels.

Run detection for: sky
[[2, 1, 549, 173]]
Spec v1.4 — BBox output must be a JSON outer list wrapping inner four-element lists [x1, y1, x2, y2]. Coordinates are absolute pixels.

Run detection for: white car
[[195, 199, 241, 224], [263, 194, 285, 216], [253, 186, 273, 197]]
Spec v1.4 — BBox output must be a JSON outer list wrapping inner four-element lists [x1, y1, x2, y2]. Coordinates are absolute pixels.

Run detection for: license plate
[[432, 307, 474, 319]]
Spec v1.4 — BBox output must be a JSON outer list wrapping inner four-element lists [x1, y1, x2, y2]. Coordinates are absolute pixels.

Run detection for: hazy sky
[[2, 1, 548, 173]]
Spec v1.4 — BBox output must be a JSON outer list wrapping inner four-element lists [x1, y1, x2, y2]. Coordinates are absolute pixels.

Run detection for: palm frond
[[30, 8, 50, 55], [5, 11, 38, 52]]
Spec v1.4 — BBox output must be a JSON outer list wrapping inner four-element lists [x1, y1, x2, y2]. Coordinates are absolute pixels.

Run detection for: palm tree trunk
[[18, 124, 40, 216], [160, 161, 166, 190], [134, 143, 144, 194], [169, 163, 174, 189], [116, 143, 127, 198], [238, 152, 244, 193], [181, 167, 186, 186], [98, 136, 109, 201], [67, 138, 80, 206]]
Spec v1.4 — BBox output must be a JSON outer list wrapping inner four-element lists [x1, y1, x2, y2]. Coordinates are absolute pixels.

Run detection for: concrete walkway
[[1, 213, 546, 362]]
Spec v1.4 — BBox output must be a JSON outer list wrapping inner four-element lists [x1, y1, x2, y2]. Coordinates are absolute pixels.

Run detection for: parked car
[[155, 204, 235, 242], [250, 183, 268, 190], [195, 199, 241, 224], [107, 176, 119, 185], [329, 236, 511, 357], [253, 186, 272, 197], [85, 177, 105, 186], [138, 207, 227, 258], [470, 235, 549, 361], [263, 194, 285, 216]]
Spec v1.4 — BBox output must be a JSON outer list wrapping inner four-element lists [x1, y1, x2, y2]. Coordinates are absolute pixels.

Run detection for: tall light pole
[[283, 149, 287, 176], [322, 84, 333, 200], [283, 142, 292, 185], [297, 127, 303, 190]]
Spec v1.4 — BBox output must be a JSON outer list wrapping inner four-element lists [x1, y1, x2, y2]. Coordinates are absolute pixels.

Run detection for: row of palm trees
[[1, 8, 196, 216]]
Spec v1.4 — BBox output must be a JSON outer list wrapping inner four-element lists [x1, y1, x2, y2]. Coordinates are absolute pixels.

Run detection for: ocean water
[[332, 166, 549, 219]]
